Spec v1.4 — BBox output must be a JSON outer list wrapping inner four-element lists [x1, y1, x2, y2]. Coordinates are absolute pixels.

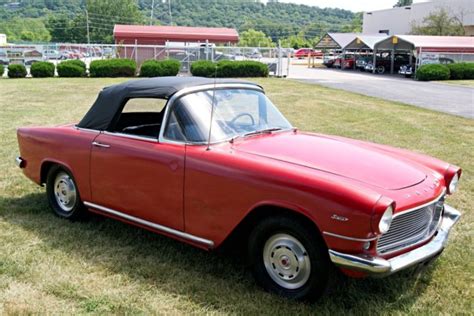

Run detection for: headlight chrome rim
[[379, 205, 393, 234], [449, 173, 459, 194]]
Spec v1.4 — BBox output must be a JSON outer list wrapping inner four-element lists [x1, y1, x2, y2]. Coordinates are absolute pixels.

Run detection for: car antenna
[[206, 63, 218, 151]]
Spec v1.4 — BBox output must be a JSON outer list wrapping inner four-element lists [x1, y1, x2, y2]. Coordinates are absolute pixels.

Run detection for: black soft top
[[77, 76, 262, 130]]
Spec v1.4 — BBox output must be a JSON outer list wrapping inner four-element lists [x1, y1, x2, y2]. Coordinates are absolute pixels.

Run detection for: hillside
[[0, 0, 357, 44]]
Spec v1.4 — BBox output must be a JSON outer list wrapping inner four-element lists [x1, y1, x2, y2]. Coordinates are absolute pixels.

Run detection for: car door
[[89, 98, 185, 231]]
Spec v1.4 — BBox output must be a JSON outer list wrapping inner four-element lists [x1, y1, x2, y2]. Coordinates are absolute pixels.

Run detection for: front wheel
[[46, 165, 87, 220], [248, 216, 331, 302]]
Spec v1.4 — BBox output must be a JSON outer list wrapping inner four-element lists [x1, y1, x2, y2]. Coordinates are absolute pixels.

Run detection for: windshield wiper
[[229, 127, 284, 144], [243, 127, 283, 137]]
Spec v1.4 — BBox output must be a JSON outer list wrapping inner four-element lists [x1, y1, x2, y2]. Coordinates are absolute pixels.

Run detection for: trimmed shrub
[[57, 60, 86, 77], [447, 63, 467, 80], [190, 60, 268, 78], [217, 60, 268, 77], [89, 58, 136, 77], [416, 64, 450, 81], [464, 62, 474, 79], [139, 59, 181, 77], [30, 61, 55, 78], [190, 60, 216, 77], [7, 64, 27, 78]]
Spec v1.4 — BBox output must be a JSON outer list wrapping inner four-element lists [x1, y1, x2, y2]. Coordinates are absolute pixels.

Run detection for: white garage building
[[363, 0, 474, 36]]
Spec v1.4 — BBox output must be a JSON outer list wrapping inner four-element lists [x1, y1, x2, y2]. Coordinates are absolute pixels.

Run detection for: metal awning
[[315, 33, 361, 49], [374, 35, 474, 53], [344, 35, 389, 50]]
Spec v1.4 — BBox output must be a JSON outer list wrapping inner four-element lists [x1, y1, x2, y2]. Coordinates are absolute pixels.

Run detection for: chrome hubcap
[[53, 172, 76, 212], [263, 233, 311, 289]]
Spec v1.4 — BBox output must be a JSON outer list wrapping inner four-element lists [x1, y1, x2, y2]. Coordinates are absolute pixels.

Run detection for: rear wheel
[[248, 216, 331, 302], [46, 165, 87, 220], [376, 65, 385, 74]]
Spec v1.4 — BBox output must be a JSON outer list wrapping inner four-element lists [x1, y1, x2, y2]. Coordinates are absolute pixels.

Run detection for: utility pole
[[150, 0, 155, 25], [85, 9, 90, 45], [168, 0, 172, 25]]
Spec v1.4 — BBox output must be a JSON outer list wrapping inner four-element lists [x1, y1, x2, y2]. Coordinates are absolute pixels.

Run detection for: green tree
[[86, 0, 144, 43], [239, 29, 275, 47], [346, 12, 362, 33], [280, 35, 310, 49], [0, 17, 51, 42], [410, 8, 464, 36], [393, 0, 413, 7]]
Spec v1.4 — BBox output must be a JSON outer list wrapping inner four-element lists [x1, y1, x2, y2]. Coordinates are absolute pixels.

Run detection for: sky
[[265, 0, 431, 12]]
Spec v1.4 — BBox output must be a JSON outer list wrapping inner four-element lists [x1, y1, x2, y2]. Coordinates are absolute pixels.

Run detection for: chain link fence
[[418, 51, 474, 65], [1, 43, 292, 77]]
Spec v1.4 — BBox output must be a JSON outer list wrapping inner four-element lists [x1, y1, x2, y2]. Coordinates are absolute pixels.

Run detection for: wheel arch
[[219, 203, 327, 253], [40, 159, 74, 184]]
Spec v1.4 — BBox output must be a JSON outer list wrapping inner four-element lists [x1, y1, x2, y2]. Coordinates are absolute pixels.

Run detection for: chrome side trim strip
[[102, 131, 159, 143], [74, 125, 101, 134], [83, 201, 215, 248], [323, 231, 378, 242], [393, 188, 446, 219]]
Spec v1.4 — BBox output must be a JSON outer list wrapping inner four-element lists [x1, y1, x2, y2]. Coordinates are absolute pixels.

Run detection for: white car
[[43, 50, 63, 60], [0, 50, 9, 65]]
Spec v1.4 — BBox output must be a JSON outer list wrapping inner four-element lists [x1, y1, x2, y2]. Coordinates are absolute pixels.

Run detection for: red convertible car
[[16, 77, 462, 301]]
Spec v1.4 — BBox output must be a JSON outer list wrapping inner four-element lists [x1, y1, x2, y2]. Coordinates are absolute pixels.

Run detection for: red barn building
[[113, 25, 239, 67], [113, 24, 239, 45]]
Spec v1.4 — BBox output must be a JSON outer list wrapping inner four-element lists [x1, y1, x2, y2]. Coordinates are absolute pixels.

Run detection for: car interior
[[113, 97, 185, 140]]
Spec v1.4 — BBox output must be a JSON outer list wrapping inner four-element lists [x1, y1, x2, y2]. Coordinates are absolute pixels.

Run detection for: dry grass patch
[[436, 80, 474, 87]]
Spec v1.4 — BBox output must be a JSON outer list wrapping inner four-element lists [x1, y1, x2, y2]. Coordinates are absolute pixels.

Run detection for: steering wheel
[[230, 112, 255, 127]]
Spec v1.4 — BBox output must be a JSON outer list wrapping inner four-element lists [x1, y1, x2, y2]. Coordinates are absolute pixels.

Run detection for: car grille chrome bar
[[377, 195, 445, 254]]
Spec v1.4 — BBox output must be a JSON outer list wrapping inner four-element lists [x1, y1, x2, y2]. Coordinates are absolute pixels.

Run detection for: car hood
[[232, 132, 426, 190]]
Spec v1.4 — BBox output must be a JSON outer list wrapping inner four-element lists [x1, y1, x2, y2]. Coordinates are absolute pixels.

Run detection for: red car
[[333, 54, 355, 69], [16, 77, 462, 301], [294, 48, 323, 59]]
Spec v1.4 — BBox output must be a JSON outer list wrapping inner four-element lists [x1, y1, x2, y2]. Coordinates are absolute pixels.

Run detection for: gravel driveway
[[289, 66, 474, 119]]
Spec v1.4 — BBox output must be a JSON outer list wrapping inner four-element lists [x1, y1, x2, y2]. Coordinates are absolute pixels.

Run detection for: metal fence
[[417, 51, 474, 65], [0, 43, 292, 77]]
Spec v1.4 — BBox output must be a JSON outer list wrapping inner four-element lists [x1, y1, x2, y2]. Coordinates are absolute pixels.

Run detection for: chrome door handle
[[92, 141, 110, 148]]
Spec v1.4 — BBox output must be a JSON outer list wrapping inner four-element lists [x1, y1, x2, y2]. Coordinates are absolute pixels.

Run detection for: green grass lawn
[[1, 78, 473, 314]]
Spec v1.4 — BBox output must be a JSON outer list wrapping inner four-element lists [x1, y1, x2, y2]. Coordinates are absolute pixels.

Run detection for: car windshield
[[165, 88, 292, 143]]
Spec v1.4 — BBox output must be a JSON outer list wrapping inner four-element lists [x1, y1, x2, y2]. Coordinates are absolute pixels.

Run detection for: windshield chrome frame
[[158, 83, 288, 146]]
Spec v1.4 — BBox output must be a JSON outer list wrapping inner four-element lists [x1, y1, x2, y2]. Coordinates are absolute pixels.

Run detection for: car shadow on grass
[[0, 192, 438, 314]]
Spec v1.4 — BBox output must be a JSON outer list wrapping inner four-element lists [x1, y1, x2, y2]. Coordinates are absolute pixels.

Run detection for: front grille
[[377, 197, 444, 254]]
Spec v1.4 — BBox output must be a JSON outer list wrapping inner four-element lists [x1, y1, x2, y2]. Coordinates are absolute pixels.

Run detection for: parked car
[[398, 64, 414, 78], [323, 53, 338, 68], [16, 77, 462, 302], [102, 47, 115, 58], [355, 55, 373, 71], [333, 54, 355, 69], [365, 54, 410, 74], [398, 58, 417, 78], [23, 50, 43, 65], [43, 49, 62, 60], [245, 49, 263, 59], [6, 50, 23, 65], [70, 50, 84, 59], [0, 50, 9, 65], [294, 48, 323, 59]]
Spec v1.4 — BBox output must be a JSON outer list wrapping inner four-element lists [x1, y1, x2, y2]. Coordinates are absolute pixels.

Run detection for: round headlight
[[449, 173, 459, 194], [378, 205, 393, 234]]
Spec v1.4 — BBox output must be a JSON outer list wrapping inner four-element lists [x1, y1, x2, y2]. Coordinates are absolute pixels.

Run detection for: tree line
[[0, 0, 465, 47], [0, 0, 357, 47]]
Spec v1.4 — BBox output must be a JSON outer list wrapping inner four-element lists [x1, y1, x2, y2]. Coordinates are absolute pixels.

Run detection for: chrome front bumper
[[328, 204, 461, 276]]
